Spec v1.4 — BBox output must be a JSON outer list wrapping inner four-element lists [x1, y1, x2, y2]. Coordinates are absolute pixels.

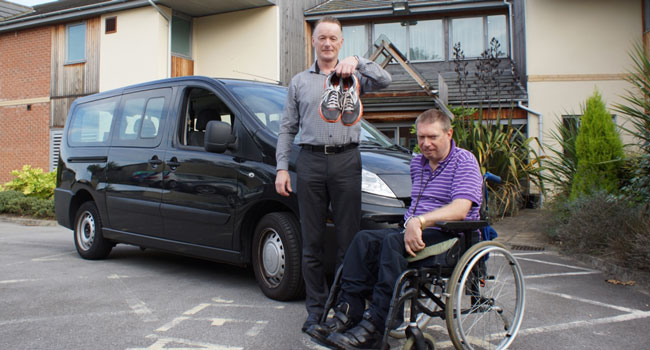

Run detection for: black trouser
[[339, 228, 454, 331], [296, 146, 361, 315]]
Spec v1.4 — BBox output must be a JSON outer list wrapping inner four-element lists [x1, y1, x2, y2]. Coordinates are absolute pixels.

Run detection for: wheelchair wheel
[[389, 282, 443, 339], [445, 242, 525, 350], [403, 333, 437, 350]]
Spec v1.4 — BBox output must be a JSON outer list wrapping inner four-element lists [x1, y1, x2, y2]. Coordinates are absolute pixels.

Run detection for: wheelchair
[[320, 173, 526, 350]]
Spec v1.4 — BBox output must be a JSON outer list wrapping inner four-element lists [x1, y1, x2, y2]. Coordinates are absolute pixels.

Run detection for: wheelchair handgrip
[[484, 172, 501, 184]]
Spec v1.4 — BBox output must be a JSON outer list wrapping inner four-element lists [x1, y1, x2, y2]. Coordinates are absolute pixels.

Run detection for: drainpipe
[[518, 101, 544, 206], [503, 0, 514, 59], [147, 0, 171, 78]]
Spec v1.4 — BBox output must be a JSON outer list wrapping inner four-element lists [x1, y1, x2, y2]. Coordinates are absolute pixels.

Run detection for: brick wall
[[0, 27, 52, 183]]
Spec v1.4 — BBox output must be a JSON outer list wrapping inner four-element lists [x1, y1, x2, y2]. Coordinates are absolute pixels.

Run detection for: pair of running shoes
[[319, 73, 363, 126]]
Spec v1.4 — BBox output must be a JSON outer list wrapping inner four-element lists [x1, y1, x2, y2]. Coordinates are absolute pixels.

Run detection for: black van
[[55, 76, 412, 301]]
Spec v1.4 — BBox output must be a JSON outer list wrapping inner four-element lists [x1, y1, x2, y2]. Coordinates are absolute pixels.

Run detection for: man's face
[[417, 120, 453, 164], [312, 22, 343, 63]]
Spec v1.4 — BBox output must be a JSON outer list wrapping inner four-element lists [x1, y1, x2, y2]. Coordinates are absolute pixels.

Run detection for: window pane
[[67, 23, 86, 62], [142, 98, 165, 138], [341, 25, 367, 59], [172, 16, 191, 57], [451, 17, 483, 58], [119, 98, 146, 140], [487, 15, 507, 57], [68, 99, 116, 145], [409, 19, 443, 61], [374, 22, 407, 58]]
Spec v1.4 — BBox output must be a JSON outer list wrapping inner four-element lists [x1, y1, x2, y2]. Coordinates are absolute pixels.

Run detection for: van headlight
[[362, 169, 396, 198]]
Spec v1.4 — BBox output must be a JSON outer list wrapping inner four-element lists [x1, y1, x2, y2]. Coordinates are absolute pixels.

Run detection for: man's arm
[[355, 56, 392, 92], [275, 78, 300, 196], [403, 198, 473, 257], [335, 56, 391, 93]]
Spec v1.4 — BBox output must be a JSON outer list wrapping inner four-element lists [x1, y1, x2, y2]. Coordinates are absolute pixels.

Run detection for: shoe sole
[[306, 327, 338, 348]]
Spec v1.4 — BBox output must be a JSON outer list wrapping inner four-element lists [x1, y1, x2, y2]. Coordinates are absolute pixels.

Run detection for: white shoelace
[[324, 87, 341, 109], [342, 89, 357, 112]]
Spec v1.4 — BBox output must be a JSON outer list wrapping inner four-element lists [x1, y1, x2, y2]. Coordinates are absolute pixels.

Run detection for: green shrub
[[0, 190, 55, 219], [547, 191, 650, 272], [3, 165, 56, 199], [542, 116, 580, 200], [570, 91, 624, 200]]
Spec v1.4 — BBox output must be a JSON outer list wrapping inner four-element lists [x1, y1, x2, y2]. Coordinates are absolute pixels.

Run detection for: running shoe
[[319, 73, 343, 123], [340, 74, 363, 126]]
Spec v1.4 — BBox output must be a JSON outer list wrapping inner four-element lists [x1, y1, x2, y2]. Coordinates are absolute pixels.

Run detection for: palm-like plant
[[541, 119, 579, 200], [614, 43, 650, 204], [451, 107, 544, 217]]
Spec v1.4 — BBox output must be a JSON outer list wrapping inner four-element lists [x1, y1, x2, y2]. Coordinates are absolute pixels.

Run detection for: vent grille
[[510, 245, 545, 251], [50, 129, 63, 172], [105, 17, 116, 34]]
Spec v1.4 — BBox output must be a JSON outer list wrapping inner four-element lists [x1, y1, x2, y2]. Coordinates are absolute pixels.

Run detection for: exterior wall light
[[392, 1, 409, 15]]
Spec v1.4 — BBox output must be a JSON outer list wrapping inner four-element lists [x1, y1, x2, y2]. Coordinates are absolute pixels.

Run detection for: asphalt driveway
[[1, 219, 649, 349]]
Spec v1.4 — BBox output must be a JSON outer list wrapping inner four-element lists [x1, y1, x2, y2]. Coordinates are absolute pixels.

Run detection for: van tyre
[[252, 212, 304, 301], [74, 201, 112, 259]]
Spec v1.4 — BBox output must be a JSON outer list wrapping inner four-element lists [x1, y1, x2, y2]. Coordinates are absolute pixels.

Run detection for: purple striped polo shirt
[[404, 140, 483, 223]]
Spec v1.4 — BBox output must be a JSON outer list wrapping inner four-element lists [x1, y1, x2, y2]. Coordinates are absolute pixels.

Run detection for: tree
[[570, 90, 624, 199]]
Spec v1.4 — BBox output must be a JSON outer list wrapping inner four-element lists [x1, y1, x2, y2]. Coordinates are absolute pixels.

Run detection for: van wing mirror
[[204, 120, 236, 153]]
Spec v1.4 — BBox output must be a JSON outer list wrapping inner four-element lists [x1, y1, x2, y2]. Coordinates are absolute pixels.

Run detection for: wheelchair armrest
[[434, 220, 488, 232]]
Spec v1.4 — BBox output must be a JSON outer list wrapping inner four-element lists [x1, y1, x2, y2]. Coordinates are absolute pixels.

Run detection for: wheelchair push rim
[[445, 242, 525, 350]]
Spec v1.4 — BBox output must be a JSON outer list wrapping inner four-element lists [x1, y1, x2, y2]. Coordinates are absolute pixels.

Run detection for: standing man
[[275, 16, 391, 332]]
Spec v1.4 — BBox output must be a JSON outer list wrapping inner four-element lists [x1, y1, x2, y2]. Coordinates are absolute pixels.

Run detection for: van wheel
[[74, 201, 112, 259], [252, 212, 304, 301]]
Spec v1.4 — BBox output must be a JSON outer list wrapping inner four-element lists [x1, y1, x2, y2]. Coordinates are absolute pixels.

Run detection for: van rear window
[[68, 98, 118, 146]]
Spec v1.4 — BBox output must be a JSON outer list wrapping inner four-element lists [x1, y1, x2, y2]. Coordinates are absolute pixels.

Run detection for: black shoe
[[306, 302, 355, 347], [327, 312, 382, 350], [302, 312, 322, 333]]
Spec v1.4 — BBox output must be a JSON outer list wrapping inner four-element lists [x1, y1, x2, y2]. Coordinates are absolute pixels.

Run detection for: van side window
[[68, 97, 118, 146], [113, 89, 171, 147], [179, 87, 234, 148]]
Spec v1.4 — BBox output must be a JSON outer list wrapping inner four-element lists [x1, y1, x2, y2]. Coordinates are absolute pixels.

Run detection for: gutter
[[517, 101, 545, 206], [305, 0, 507, 20], [0, 0, 148, 33], [503, 0, 514, 59], [147, 0, 171, 78]]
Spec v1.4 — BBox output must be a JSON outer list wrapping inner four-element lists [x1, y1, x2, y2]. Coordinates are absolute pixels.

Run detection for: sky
[[11, 0, 58, 6]]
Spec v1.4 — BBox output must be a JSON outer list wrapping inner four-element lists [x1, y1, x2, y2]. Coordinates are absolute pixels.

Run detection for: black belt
[[301, 143, 358, 154]]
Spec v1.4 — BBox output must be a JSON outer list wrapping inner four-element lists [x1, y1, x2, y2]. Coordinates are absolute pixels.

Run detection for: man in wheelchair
[[306, 108, 483, 349]]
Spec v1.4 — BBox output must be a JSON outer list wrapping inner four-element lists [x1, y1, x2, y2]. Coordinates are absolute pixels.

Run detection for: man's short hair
[[314, 16, 342, 33], [415, 109, 452, 132]]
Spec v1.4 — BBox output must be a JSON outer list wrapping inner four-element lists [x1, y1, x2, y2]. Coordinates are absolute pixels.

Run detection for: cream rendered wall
[[526, 0, 642, 151], [99, 6, 171, 92], [193, 6, 279, 82]]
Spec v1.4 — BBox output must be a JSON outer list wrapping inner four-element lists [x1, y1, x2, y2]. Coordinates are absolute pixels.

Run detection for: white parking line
[[525, 271, 601, 279], [183, 303, 212, 315], [0, 279, 39, 284], [528, 287, 641, 313], [516, 256, 597, 272], [128, 334, 242, 350], [109, 274, 158, 323], [0, 310, 134, 326]]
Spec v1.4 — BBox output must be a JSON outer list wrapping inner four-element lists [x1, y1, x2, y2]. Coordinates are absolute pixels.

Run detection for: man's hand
[[275, 170, 292, 197], [335, 56, 359, 78], [404, 218, 426, 257]]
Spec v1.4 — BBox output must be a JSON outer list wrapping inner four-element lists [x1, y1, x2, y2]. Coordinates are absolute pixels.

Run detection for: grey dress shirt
[[276, 57, 392, 171]]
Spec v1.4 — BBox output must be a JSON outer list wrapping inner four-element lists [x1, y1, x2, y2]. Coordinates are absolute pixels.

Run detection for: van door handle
[[149, 156, 162, 168], [167, 157, 180, 170]]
